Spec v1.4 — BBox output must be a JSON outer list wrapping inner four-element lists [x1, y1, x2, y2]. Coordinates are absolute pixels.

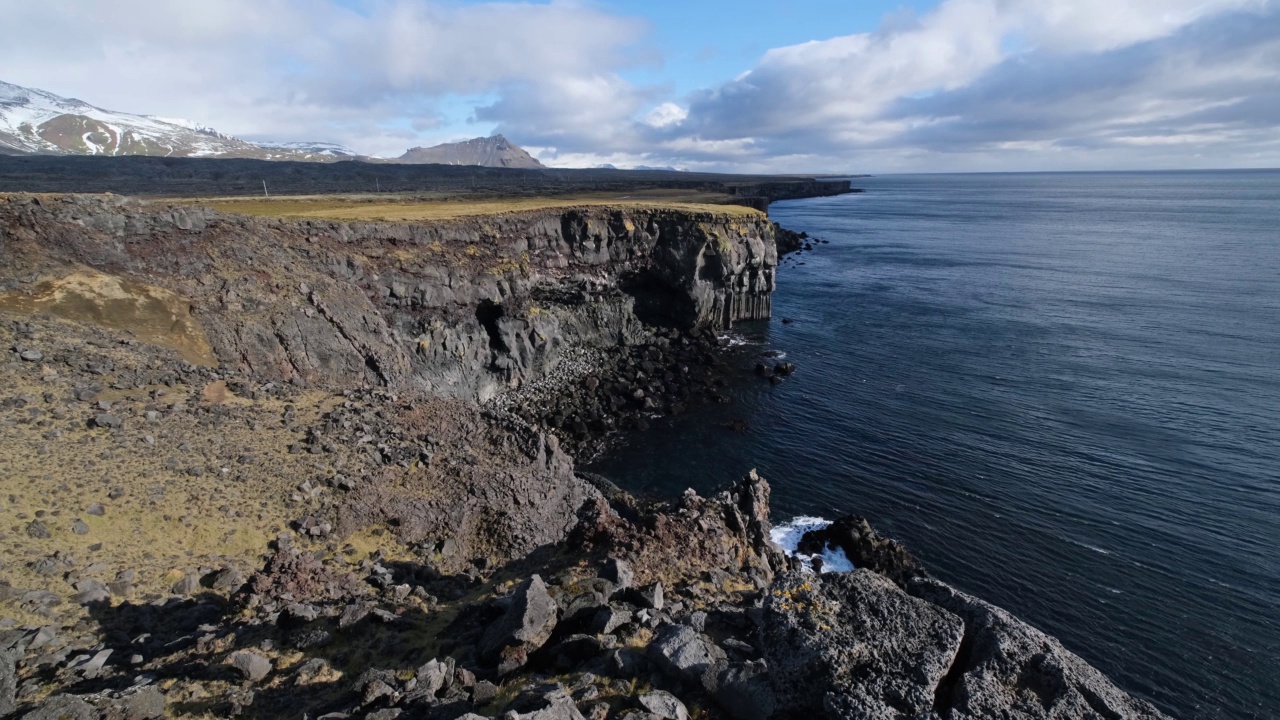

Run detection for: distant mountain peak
[[0, 80, 546, 168], [0, 79, 363, 162], [396, 134, 545, 169]]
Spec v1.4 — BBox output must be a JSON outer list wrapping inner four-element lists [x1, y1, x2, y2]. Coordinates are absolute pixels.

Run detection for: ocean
[[588, 171, 1280, 719]]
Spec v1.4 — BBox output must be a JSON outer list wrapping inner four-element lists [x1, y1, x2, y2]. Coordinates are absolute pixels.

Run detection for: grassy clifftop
[[183, 191, 765, 223]]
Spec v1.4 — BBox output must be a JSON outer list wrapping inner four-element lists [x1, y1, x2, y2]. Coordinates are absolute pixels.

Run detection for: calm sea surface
[[589, 171, 1280, 719]]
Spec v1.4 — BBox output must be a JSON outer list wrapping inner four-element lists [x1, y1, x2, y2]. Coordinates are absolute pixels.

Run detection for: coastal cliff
[[0, 193, 1168, 720], [0, 195, 776, 403]]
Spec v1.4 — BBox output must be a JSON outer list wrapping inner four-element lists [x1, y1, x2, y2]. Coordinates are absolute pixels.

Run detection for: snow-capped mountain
[[253, 141, 360, 157], [0, 80, 357, 161], [0, 81, 559, 169]]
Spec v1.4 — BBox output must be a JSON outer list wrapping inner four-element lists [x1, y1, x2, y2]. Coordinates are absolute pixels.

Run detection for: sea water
[[589, 171, 1280, 719]]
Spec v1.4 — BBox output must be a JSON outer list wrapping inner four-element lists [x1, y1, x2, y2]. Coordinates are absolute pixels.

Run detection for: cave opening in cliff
[[619, 269, 696, 330], [475, 299, 509, 352]]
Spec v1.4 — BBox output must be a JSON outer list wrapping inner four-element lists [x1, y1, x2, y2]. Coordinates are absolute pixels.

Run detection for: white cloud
[[1017, 0, 1270, 51], [650, 0, 1280, 171], [0, 0, 648, 156], [644, 102, 688, 128]]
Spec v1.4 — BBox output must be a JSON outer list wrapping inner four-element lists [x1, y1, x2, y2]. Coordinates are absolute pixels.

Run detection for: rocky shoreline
[[0, 192, 1169, 719]]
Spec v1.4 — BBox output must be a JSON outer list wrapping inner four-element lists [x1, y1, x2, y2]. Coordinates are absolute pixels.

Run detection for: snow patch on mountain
[[0, 80, 365, 161]]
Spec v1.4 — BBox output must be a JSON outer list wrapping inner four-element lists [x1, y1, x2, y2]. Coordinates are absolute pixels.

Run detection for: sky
[[2, 0, 1279, 172]]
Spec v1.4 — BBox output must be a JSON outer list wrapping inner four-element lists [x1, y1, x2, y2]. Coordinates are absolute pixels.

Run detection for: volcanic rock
[[761, 570, 964, 718], [647, 625, 727, 691], [228, 651, 272, 683], [480, 575, 558, 668]]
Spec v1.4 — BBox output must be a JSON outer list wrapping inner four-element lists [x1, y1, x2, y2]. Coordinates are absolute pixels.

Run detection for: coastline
[[0, 190, 1168, 719]]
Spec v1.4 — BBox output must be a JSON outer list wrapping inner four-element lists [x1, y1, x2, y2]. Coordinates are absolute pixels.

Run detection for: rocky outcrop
[[798, 515, 927, 586], [908, 578, 1169, 720], [0, 194, 775, 402], [762, 570, 965, 718], [759, 568, 1171, 720]]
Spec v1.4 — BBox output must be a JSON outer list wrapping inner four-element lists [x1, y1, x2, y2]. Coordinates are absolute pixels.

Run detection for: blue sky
[[4, 0, 1279, 172], [605, 1, 938, 93]]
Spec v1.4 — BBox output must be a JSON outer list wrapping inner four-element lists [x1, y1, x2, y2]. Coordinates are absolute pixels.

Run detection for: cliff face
[[729, 179, 854, 202], [0, 195, 775, 401]]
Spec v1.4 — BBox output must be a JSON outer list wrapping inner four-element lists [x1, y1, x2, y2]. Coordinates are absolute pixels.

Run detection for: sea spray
[[770, 516, 855, 573]]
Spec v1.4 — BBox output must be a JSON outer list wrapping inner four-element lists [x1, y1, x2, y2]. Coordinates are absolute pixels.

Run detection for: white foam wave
[[1068, 538, 1113, 555], [770, 516, 856, 574]]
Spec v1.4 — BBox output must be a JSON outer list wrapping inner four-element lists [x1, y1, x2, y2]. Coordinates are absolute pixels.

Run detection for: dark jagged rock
[[245, 541, 366, 605], [481, 575, 558, 669], [797, 514, 926, 586], [721, 470, 788, 583], [602, 558, 634, 589], [713, 661, 775, 720]]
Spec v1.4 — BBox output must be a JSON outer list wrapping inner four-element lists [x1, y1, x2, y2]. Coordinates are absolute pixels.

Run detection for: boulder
[[602, 557, 634, 589], [72, 579, 111, 604], [647, 625, 726, 691], [908, 578, 1170, 719], [171, 572, 201, 596], [590, 605, 632, 635], [507, 685, 586, 720], [607, 648, 648, 678], [638, 690, 688, 720], [227, 651, 273, 683], [414, 658, 451, 698], [559, 578, 615, 625], [761, 570, 964, 718], [637, 582, 664, 611], [713, 661, 775, 720], [472, 680, 499, 705], [480, 575, 558, 667], [210, 567, 245, 592]]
